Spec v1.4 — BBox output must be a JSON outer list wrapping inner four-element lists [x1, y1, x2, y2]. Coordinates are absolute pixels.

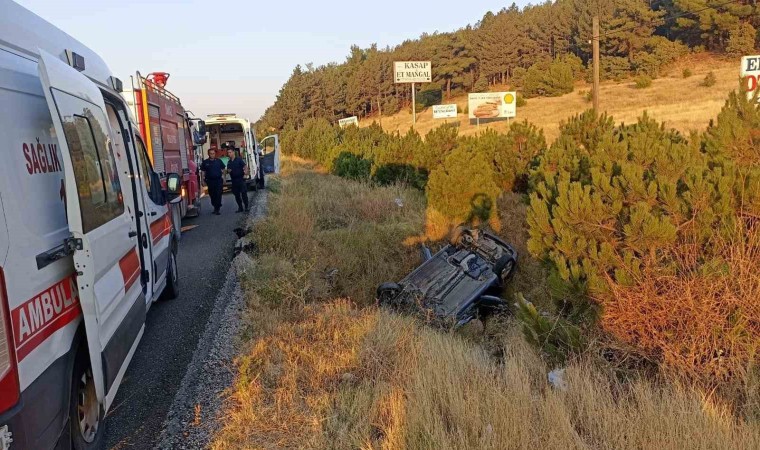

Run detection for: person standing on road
[[201, 148, 225, 215], [226, 147, 249, 213]]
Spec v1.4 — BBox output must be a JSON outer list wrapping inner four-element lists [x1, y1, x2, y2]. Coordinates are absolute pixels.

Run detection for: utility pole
[[412, 82, 417, 126], [592, 16, 600, 112]]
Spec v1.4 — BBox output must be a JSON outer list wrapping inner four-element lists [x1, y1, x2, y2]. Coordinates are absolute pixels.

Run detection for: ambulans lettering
[[12, 275, 80, 361], [23, 138, 62, 175]]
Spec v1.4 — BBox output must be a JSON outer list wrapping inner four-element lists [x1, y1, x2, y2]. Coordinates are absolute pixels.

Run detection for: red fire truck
[[124, 72, 202, 234]]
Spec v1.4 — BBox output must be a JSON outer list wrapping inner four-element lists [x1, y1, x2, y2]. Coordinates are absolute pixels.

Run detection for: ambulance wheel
[[69, 346, 104, 449], [162, 249, 179, 300]]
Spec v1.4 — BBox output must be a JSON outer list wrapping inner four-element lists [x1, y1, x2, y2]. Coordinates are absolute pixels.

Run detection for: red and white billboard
[[741, 55, 760, 102]]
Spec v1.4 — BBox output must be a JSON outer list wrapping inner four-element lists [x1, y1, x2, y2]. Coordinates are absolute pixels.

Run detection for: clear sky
[[16, 0, 527, 122]]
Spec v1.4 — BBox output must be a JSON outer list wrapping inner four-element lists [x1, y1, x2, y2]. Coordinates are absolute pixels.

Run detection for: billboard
[[741, 55, 760, 102], [338, 116, 359, 129], [394, 61, 432, 83], [468, 92, 517, 119], [433, 104, 458, 119]]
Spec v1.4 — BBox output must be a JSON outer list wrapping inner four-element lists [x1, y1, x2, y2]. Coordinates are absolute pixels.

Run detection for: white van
[[0, 2, 182, 448], [202, 114, 262, 189]]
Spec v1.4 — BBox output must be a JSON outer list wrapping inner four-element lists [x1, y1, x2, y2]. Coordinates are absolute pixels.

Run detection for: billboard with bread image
[[468, 92, 517, 120]]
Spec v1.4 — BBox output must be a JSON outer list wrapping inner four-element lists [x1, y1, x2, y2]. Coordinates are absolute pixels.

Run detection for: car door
[[259, 134, 280, 174], [38, 49, 145, 407]]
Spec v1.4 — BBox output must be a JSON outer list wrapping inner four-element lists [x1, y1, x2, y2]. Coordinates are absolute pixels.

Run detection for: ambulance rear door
[[259, 134, 280, 174], [37, 50, 145, 408]]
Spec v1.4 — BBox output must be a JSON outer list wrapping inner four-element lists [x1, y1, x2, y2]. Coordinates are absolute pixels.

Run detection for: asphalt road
[[104, 191, 250, 449]]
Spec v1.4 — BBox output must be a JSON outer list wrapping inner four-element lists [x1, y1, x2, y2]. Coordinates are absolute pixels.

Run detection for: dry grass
[[368, 53, 739, 142], [212, 158, 760, 449], [602, 222, 760, 407]]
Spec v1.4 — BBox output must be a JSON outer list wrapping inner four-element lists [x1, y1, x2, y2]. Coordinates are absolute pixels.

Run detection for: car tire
[[69, 346, 105, 450], [449, 225, 469, 247], [494, 255, 516, 284], [376, 282, 402, 305], [161, 249, 179, 300]]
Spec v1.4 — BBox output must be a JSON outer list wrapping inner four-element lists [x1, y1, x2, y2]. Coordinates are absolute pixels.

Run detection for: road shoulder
[[156, 191, 267, 449]]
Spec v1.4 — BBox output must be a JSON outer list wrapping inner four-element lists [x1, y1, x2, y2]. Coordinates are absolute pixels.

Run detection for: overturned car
[[377, 227, 518, 327]]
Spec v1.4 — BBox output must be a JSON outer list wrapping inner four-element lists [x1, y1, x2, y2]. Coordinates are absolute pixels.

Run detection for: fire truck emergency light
[[147, 72, 170, 88]]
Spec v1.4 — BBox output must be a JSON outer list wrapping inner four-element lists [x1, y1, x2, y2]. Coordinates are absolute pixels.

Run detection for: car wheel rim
[[77, 369, 99, 443]]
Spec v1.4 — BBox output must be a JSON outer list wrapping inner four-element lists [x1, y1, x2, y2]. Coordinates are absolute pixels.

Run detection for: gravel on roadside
[[155, 191, 267, 449]]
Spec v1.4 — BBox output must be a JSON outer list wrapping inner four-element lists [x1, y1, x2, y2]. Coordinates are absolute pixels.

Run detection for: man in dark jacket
[[200, 148, 225, 215], [226, 147, 249, 212]]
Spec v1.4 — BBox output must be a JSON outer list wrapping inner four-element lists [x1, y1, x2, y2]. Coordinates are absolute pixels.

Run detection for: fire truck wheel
[[69, 346, 104, 449], [162, 249, 180, 300]]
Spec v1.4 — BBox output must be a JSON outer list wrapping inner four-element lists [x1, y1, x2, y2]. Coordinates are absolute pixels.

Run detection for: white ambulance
[[202, 114, 263, 189], [0, 1, 182, 448]]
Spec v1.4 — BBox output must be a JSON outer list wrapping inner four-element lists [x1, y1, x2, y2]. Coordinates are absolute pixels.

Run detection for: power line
[[599, 0, 750, 39]]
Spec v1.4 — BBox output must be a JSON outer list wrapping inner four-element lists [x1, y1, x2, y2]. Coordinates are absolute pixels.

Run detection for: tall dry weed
[[602, 222, 760, 408]]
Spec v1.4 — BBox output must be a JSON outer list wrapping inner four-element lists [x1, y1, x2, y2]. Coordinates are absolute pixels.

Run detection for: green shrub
[[702, 71, 717, 87], [634, 75, 653, 89], [498, 121, 547, 193], [600, 56, 632, 81], [332, 151, 371, 181], [473, 76, 489, 92], [578, 90, 593, 103], [682, 68, 693, 78], [382, 96, 401, 116], [527, 109, 744, 312], [372, 164, 428, 190], [511, 67, 527, 88], [414, 124, 459, 170], [559, 53, 586, 81], [633, 37, 689, 77], [516, 93, 527, 107], [373, 128, 423, 169], [426, 145, 501, 226], [523, 59, 574, 98], [515, 294, 585, 364], [726, 22, 757, 58], [702, 85, 760, 217], [284, 117, 337, 164], [418, 84, 443, 107]]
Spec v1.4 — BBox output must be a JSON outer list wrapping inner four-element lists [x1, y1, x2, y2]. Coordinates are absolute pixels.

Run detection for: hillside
[[257, 0, 759, 133], [365, 53, 740, 141]]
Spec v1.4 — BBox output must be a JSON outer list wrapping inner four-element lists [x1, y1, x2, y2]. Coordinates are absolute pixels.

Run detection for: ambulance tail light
[[0, 268, 20, 413]]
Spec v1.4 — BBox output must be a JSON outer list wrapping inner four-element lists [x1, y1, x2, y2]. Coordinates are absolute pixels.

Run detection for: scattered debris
[[548, 368, 567, 391], [377, 227, 518, 328], [181, 224, 200, 233], [193, 404, 201, 427], [340, 373, 357, 384], [233, 227, 251, 238], [234, 241, 257, 256], [324, 268, 339, 283]]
